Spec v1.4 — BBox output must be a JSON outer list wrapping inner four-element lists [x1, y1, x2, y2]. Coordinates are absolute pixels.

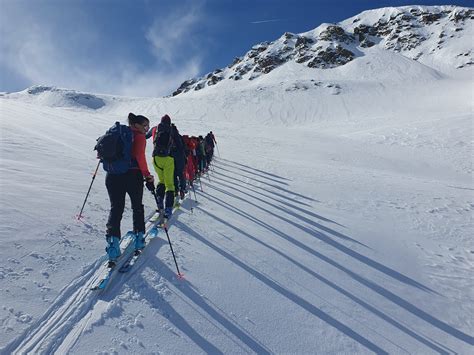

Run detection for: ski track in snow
[[1, 210, 171, 354]]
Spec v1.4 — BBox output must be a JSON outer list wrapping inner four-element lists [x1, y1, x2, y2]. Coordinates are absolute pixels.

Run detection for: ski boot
[[134, 232, 146, 253], [105, 236, 121, 267], [164, 207, 172, 220]]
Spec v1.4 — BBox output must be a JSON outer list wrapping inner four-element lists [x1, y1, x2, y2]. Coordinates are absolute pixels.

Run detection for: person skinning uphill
[[96, 113, 154, 267], [170, 123, 187, 200], [151, 114, 176, 219]]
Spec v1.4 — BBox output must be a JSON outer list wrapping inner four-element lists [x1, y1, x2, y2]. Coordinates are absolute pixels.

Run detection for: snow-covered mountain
[[0, 5, 473, 354], [172, 5, 473, 95]]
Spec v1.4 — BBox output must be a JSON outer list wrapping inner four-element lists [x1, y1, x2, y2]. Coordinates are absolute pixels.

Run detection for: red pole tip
[[177, 273, 185, 280]]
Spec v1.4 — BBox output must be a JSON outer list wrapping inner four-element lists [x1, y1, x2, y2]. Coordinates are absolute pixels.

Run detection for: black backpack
[[94, 122, 133, 174], [153, 123, 174, 157]]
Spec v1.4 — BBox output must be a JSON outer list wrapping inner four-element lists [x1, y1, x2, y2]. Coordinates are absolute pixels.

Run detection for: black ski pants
[[173, 153, 186, 193], [105, 170, 144, 238]]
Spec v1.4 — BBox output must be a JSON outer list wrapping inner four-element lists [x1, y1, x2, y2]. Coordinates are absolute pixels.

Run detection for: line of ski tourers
[[90, 113, 217, 271]]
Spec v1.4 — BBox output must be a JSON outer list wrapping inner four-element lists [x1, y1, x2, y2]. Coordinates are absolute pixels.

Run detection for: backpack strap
[[152, 125, 159, 146]]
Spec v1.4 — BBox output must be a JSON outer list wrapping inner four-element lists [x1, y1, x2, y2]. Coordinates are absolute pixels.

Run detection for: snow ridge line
[[1, 209, 169, 354]]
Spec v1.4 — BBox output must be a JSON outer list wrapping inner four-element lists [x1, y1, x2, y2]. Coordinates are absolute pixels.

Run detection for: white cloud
[[145, 2, 205, 65], [111, 59, 202, 97], [0, 1, 206, 97]]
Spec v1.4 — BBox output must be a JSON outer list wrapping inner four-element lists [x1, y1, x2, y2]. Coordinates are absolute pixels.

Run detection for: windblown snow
[[0, 5, 472, 354]]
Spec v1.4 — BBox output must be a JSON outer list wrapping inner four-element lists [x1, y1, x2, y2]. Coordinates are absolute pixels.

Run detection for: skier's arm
[[132, 134, 151, 178]]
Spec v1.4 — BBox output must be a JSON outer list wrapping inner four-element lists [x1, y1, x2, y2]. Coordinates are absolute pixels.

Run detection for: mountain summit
[[172, 5, 473, 96]]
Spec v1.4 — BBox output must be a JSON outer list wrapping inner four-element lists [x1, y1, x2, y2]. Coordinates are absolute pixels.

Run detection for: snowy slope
[[1, 5, 473, 354]]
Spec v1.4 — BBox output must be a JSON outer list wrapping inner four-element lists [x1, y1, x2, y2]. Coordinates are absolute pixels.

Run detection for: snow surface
[[0, 5, 473, 355]]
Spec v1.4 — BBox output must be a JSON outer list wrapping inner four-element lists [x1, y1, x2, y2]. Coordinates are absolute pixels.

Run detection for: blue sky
[[1, 0, 472, 96]]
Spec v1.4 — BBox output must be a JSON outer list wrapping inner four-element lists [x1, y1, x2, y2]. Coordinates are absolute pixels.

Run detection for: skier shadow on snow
[[209, 164, 435, 292], [127, 255, 222, 352], [218, 158, 292, 183], [202, 168, 474, 346], [207, 180, 368, 249], [214, 159, 315, 203], [214, 170, 339, 227], [175, 221, 387, 354], [98, 239, 224, 353], [213, 169, 316, 207], [192, 206, 455, 354], [124, 239, 271, 354], [216, 160, 290, 186]]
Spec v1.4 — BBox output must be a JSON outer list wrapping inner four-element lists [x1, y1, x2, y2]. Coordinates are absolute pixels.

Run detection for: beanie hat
[[161, 114, 171, 125]]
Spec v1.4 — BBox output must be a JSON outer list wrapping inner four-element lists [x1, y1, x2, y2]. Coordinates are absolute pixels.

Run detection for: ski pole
[[148, 185, 183, 279], [216, 144, 220, 158], [163, 225, 183, 279], [191, 183, 198, 202], [77, 160, 101, 220], [148, 185, 162, 211]]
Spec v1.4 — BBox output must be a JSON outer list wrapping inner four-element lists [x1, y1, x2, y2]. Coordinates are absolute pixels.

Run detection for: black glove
[[145, 181, 155, 192]]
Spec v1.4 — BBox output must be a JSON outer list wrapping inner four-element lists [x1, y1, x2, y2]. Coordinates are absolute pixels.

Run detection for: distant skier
[[205, 132, 215, 165], [182, 135, 197, 185], [170, 124, 187, 200], [196, 135, 206, 174], [102, 113, 154, 266], [209, 131, 217, 145]]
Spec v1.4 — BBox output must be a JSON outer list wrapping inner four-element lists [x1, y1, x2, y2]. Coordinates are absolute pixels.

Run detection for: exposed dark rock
[[207, 75, 223, 86], [360, 39, 375, 48], [247, 44, 268, 59], [421, 13, 442, 24], [194, 82, 205, 91], [354, 24, 377, 36], [319, 25, 354, 43], [228, 57, 242, 68], [229, 74, 242, 80], [296, 55, 313, 63], [413, 52, 423, 60], [450, 9, 473, 22], [295, 36, 314, 49], [235, 64, 253, 77], [307, 46, 354, 68], [172, 79, 196, 96], [256, 55, 286, 73], [248, 50, 260, 59]]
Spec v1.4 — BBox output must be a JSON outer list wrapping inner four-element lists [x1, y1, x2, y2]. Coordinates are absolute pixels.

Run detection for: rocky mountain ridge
[[172, 5, 473, 96]]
